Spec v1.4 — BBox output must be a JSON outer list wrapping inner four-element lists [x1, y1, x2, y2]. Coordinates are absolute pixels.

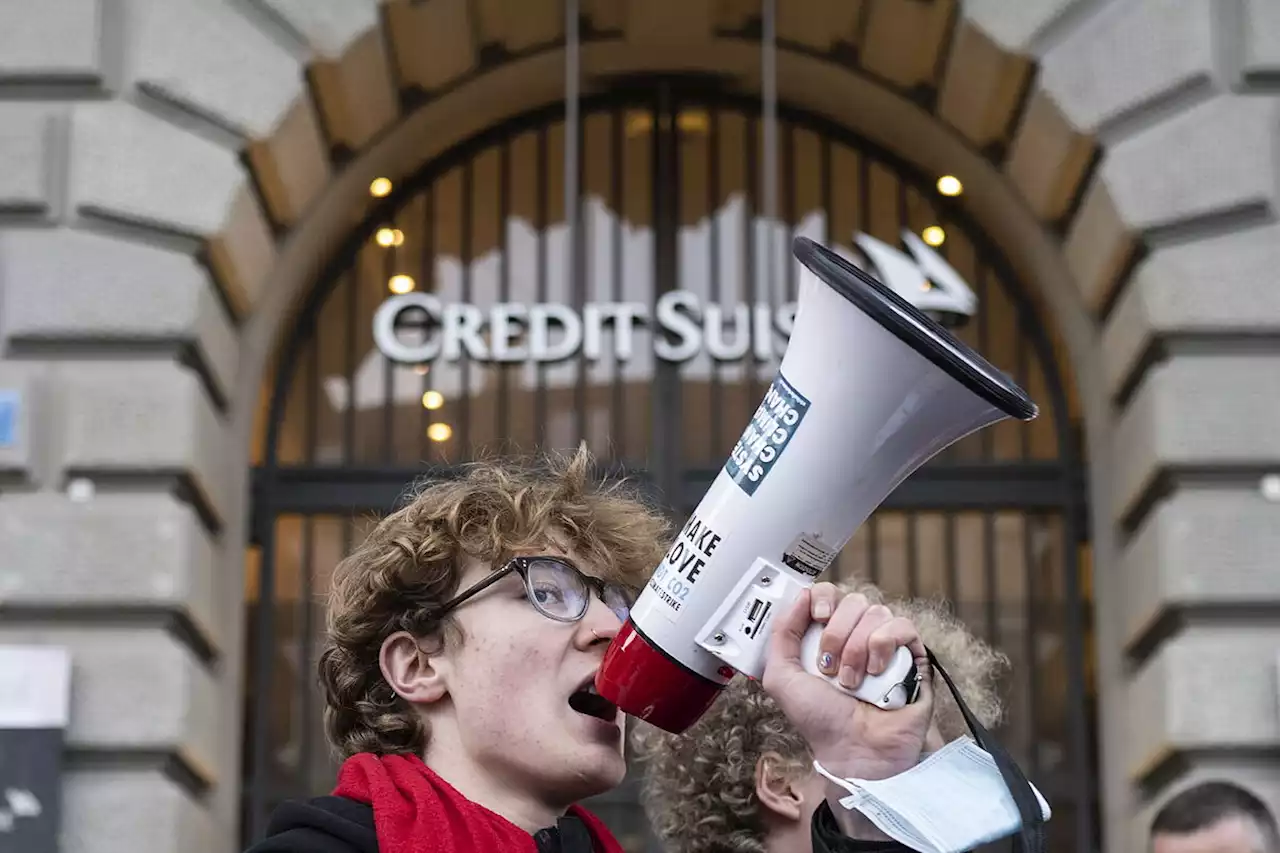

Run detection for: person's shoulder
[[243, 795, 377, 853]]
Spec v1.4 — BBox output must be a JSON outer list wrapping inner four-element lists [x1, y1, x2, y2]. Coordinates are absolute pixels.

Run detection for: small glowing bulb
[[922, 226, 946, 247], [376, 228, 404, 247], [413, 365, 429, 376], [389, 274, 414, 294], [370, 177, 392, 197], [936, 175, 963, 197], [421, 390, 444, 410], [427, 422, 452, 442]]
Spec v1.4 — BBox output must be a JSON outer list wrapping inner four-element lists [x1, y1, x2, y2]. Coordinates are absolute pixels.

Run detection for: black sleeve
[[810, 802, 915, 853]]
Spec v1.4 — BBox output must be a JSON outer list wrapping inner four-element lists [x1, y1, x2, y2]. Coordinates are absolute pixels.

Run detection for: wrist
[[812, 745, 919, 782]]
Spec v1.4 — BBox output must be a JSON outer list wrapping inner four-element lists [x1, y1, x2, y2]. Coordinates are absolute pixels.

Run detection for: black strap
[[533, 815, 597, 853], [926, 647, 1046, 853]]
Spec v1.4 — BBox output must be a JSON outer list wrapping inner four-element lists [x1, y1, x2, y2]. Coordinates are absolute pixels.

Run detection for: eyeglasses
[[431, 555, 635, 624]]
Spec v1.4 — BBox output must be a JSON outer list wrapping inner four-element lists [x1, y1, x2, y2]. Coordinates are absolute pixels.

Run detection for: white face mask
[[814, 735, 1051, 853], [814, 650, 1050, 853]]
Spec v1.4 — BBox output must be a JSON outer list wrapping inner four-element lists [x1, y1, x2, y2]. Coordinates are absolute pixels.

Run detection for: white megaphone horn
[[594, 235, 1038, 734]]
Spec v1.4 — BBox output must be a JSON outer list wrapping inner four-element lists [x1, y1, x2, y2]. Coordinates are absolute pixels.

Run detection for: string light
[[922, 226, 946, 247], [370, 177, 392, 197], [936, 175, 963, 197], [376, 228, 403, 247], [389, 274, 414, 294], [421, 390, 444, 410], [427, 423, 452, 442]]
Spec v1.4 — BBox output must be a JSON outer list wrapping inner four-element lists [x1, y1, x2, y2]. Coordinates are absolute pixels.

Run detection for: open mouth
[[569, 675, 619, 722]]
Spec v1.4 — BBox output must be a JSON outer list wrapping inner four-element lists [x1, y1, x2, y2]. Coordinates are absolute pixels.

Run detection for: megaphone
[[594, 235, 1038, 734]]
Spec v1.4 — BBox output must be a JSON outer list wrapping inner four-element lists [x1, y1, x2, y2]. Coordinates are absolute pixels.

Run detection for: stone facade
[[0, 1, 1276, 852]]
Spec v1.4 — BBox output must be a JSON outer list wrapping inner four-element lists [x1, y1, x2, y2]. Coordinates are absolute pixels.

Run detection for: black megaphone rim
[[792, 236, 1038, 422]]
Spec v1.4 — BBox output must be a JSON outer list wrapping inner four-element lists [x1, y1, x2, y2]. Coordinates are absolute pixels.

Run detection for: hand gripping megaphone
[[594, 235, 1038, 734]]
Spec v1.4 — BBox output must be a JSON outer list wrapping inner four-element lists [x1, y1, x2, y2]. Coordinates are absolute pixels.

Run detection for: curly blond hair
[[632, 581, 1010, 853], [318, 445, 671, 759]]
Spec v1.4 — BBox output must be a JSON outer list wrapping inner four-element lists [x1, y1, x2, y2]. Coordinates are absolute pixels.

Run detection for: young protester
[[634, 582, 1011, 853], [244, 448, 936, 853]]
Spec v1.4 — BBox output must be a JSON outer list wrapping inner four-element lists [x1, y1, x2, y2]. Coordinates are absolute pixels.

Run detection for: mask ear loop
[[926, 647, 1047, 853]]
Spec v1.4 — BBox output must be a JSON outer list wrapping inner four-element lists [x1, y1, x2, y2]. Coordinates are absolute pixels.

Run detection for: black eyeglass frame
[[429, 555, 636, 624]]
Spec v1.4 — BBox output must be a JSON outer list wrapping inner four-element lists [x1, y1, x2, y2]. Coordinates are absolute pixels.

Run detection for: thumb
[[766, 587, 812, 677]]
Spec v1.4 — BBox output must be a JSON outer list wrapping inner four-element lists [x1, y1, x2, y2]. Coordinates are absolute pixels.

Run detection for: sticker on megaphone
[[693, 557, 920, 709]]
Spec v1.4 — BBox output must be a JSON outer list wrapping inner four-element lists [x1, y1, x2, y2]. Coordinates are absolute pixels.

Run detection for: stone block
[[245, 97, 332, 228], [776, 0, 862, 53], [1126, 625, 1280, 782], [56, 361, 229, 531], [1063, 176, 1135, 313], [937, 21, 1033, 150], [1103, 224, 1280, 398], [130, 0, 302, 140], [384, 0, 478, 91], [1121, 489, 1280, 649], [1113, 355, 1280, 525], [1004, 89, 1096, 222], [69, 101, 244, 239], [63, 768, 218, 853], [624, 0, 714, 44], [0, 106, 57, 215], [0, 362, 46, 483], [858, 0, 954, 89], [0, 493, 222, 658], [1038, 0, 1216, 134], [0, 0, 103, 83], [0, 627, 220, 789], [0, 228, 239, 405], [1242, 0, 1280, 80], [205, 184, 275, 321], [1102, 94, 1280, 233], [308, 28, 400, 152], [257, 0, 379, 57], [963, 0, 1081, 53], [476, 0, 563, 52]]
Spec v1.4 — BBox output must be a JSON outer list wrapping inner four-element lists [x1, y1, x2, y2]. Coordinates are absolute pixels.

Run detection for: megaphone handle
[[799, 622, 919, 709]]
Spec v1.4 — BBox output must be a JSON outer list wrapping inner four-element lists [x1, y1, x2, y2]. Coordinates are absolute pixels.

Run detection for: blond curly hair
[[317, 445, 671, 759], [632, 581, 1010, 853]]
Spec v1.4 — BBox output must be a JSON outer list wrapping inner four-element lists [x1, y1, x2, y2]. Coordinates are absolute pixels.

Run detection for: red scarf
[[333, 753, 625, 853]]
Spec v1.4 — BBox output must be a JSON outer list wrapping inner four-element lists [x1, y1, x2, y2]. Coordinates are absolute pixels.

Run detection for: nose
[[576, 595, 623, 650]]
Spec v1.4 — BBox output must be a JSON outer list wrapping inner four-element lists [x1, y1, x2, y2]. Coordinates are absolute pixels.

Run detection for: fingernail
[[813, 600, 832, 620], [838, 666, 860, 689], [867, 653, 881, 674], [819, 652, 834, 672]]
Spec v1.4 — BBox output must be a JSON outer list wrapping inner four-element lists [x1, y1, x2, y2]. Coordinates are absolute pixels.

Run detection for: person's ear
[[379, 631, 449, 705], [754, 751, 806, 822]]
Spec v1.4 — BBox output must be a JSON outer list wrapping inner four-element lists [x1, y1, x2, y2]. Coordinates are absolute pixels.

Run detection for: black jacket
[[244, 794, 911, 852]]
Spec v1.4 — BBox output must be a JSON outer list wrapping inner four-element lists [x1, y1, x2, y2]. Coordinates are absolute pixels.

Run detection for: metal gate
[[244, 79, 1096, 852]]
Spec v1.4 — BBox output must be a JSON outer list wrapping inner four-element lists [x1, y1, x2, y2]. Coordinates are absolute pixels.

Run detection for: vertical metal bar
[[1062, 498, 1094, 851], [498, 144, 511, 443], [566, 0, 586, 447], [978, 265, 993, 459], [762, 0, 778, 307], [611, 108, 625, 456], [461, 159, 473, 454], [985, 510, 999, 647], [299, 337, 318, 789], [945, 513, 959, 609], [820, 136, 832, 245], [344, 270, 357, 466], [744, 113, 758, 409], [783, 123, 796, 302], [708, 108, 722, 453], [298, 514, 315, 789], [651, 83, 681, 504], [382, 245, 395, 463], [247, 518, 276, 841], [536, 127, 548, 446], [420, 186, 435, 462], [1024, 512, 1041, 782], [574, 104, 588, 446]]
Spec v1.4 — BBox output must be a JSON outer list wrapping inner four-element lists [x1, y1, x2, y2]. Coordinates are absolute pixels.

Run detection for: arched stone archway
[[1, 3, 1277, 852]]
